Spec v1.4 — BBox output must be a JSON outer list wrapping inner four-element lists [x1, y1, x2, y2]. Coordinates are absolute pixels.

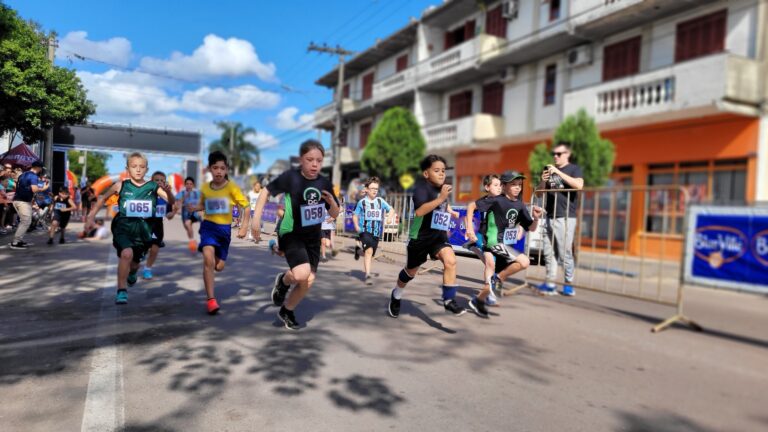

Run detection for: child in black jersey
[[47, 187, 76, 245]]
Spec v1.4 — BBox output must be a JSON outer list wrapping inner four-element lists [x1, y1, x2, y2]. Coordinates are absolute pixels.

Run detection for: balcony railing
[[423, 113, 505, 151], [373, 68, 416, 103], [564, 53, 762, 123], [416, 34, 505, 88]]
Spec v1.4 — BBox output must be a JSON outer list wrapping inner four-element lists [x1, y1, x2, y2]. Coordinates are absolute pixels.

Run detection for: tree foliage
[[0, 4, 95, 143], [208, 121, 259, 176], [67, 150, 110, 184], [361, 107, 426, 191], [528, 108, 616, 187]]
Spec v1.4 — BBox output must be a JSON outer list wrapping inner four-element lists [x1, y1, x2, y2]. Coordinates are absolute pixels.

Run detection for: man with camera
[[537, 141, 583, 296], [10, 160, 49, 250]]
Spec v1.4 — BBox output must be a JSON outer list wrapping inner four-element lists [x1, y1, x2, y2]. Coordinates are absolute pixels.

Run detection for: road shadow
[[327, 374, 405, 417], [615, 410, 719, 432]]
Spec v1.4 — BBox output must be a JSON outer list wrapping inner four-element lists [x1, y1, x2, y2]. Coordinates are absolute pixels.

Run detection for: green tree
[[67, 150, 110, 184], [361, 107, 426, 191], [0, 4, 95, 143], [528, 108, 616, 187], [208, 121, 259, 176]]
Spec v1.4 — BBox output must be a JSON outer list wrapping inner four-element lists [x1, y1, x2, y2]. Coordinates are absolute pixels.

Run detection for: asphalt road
[[1, 219, 766, 432]]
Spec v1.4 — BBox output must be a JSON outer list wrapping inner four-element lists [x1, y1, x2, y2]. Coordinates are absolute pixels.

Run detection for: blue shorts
[[182, 210, 202, 223], [198, 220, 231, 261]]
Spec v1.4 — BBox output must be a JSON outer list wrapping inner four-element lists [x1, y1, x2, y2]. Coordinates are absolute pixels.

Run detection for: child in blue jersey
[[387, 155, 465, 319], [143, 171, 177, 279], [464, 174, 503, 305], [353, 177, 394, 285], [175, 177, 202, 252]]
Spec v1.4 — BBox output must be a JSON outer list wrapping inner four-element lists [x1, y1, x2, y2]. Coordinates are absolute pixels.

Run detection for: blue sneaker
[[486, 288, 498, 306], [127, 271, 138, 287], [491, 274, 503, 293], [115, 290, 128, 304], [268, 239, 277, 256], [537, 283, 557, 296], [561, 285, 575, 296], [143, 268, 153, 279]]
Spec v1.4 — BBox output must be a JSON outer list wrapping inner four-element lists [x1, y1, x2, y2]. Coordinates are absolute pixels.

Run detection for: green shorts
[[112, 216, 152, 263]]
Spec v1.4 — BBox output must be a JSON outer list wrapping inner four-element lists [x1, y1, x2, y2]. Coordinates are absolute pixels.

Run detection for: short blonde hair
[[126, 152, 148, 166]]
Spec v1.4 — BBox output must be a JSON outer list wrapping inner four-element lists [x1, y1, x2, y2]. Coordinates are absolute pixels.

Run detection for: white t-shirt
[[247, 190, 261, 210]]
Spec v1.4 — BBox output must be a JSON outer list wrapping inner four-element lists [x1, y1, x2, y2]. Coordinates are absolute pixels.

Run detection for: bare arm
[[87, 183, 121, 229], [250, 188, 272, 242], [414, 184, 451, 217]]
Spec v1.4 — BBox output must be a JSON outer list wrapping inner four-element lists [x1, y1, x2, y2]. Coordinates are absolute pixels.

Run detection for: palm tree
[[208, 121, 259, 176]]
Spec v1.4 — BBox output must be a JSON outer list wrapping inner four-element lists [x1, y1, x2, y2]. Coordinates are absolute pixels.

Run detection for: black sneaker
[[59, 237, 66, 244], [9, 241, 28, 250], [387, 289, 400, 318], [271, 273, 290, 307], [278, 307, 300, 330], [365, 274, 373, 286], [444, 299, 466, 316], [47, 238, 54, 245], [468, 297, 489, 318], [354, 246, 360, 261]]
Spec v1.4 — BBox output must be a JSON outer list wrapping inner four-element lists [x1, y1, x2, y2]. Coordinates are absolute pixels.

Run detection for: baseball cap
[[31, 160, 44, 168], [500, 171, 526, 183]]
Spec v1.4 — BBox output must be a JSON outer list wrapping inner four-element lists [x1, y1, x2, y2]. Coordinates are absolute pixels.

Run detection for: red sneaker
[[207, 298, 220, 315], [188, 240, 198, 253]]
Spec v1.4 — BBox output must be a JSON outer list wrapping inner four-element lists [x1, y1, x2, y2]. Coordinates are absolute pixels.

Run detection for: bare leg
[[282, 263, 312, 310], [363, 247, 374, 277], [202, 246, 217, 299], [117, 249, 133, 289]]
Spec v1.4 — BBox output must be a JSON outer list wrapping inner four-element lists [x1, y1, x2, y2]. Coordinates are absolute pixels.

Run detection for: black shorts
[[52, 212, 70, 229], [321, 229, 333, 240], [149, 218, 164, 246], [485, 244, 524, 274], [359, 232, 379, 255], [406, 237, 452, 270], [279, 232, 321, 273]]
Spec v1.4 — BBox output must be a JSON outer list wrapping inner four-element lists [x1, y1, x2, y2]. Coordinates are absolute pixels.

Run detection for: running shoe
[[278, 307, 300, 330], [561, 285, 575, 296], [9, 241, 29, 250], [537, 283, 557, 296], [115, 290, 128, 304], [268, 239, 278, 256], [143, 268, 153, 279], [207, 298, 220, 315], [468, 296, 489, 318], [387, 289, 400, 318], [271, 272, 290, 307], [491, 274, 503, 294], [365, 274, 373, 286], [188, 240, 197, 253], [47, 238, 54, 245], [59, 237, 66, 244], [444, 299, 466, 316], [486, 289, 498, 306], [354, 246, 360, 261], [127, 271, 138, 287]]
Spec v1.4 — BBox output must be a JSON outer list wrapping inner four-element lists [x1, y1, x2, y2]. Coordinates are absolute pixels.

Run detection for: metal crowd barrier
[[507, 185, 701, 333]]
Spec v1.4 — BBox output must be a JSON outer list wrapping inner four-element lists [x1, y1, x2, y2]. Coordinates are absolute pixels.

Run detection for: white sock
[[392, 287, 403, 299], [145, 266, 152, 270]]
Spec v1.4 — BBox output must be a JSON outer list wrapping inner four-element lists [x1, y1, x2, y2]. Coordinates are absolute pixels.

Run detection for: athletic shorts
[[52, 211, 71, 229], [406, 237, 452, 270], [485, 244, 524, 274], [278, 231, 321, 273], [321, 229, 333, 240], [112, 216, 152, 263], [149, 218, 165, 246], [359, 232, 379, 255], [182, 210, 201, 223], [198, 220, 231, 261]]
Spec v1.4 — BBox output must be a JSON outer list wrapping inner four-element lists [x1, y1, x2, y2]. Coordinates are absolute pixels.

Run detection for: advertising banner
[[684, 206, 768, 293]]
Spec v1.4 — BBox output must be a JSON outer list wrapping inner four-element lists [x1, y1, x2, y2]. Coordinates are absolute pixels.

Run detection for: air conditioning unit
[[567, 45, 593, 68], [499, 65, 517, 83], [502, 0, 519, 20]]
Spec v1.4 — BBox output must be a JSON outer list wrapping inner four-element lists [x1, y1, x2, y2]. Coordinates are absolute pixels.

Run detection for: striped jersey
[[354, 197, 392, 238]]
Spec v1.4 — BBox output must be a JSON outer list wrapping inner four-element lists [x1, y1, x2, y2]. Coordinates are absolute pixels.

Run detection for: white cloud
[[180, 85, 280, 115], [77, 70, 179, 116], [274, 106, 314, 130], [246, 131, 279, 150], [139, 34, 277, 81], [57, 31, 132, 67]]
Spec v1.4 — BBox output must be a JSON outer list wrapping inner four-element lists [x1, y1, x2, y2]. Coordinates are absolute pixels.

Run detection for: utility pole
[[80, 149, 88, 187], [229, 123, 237, 176], [307, 43, 355, 195], [44, 34, 58, 177]]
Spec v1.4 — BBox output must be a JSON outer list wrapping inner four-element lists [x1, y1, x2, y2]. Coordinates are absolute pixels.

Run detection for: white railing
[[373, 68, 416, 102], [417, 34, 504, 87], [423, 114, 505, 151], [596, 77, 675, 114]]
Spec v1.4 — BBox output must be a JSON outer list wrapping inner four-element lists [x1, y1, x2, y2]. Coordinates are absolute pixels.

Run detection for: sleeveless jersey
[[118, 179, 158, 219]]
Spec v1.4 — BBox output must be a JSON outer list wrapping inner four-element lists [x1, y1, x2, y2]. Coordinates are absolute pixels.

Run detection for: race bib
[[300, 204, 325, 227], [54, 202, 67, 210], [125, 200, 152, 218], [430, 211, 451, 231], [365, 209, 382, 220], [155, 204, 167, 218], [503, 227, 519, 245], [321, 219, 336, 230], [205, 198, 229, 215]]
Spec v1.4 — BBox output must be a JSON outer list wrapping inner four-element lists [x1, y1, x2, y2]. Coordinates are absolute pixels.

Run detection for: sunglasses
[[552, 151, 568, 157]]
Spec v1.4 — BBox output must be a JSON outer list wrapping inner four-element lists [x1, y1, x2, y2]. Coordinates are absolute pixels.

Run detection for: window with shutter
[[675, 9, 726, 62], [544, 64, 556, 106], [449, 91, 473, 120], [362, 73, 374, 101], [482, 82, 504, 116], [603, 36, 641, 81]]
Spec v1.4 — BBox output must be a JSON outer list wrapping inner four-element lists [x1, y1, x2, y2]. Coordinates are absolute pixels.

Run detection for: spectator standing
[[0, 175, 9, 234], [537, 141, 584, 296], [10, 160, 49, 249]]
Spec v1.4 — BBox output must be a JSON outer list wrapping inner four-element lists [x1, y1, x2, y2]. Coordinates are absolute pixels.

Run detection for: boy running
[[252, 140, 340, 330], [352, 177, 394, 285], [464, 174, 503, 305], [247, 180, 262, 241], [466, 172, 542, 318], [86, 152, 175, 304], [186, 151, 251, 315], [387, 155, 465, 318], [143, 171, 176, 279], [175, 177, 202, 252], [47, 187, 76, 245]]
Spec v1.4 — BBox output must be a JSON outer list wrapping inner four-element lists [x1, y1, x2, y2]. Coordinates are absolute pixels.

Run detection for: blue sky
[[7, 0, 437, 177]]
